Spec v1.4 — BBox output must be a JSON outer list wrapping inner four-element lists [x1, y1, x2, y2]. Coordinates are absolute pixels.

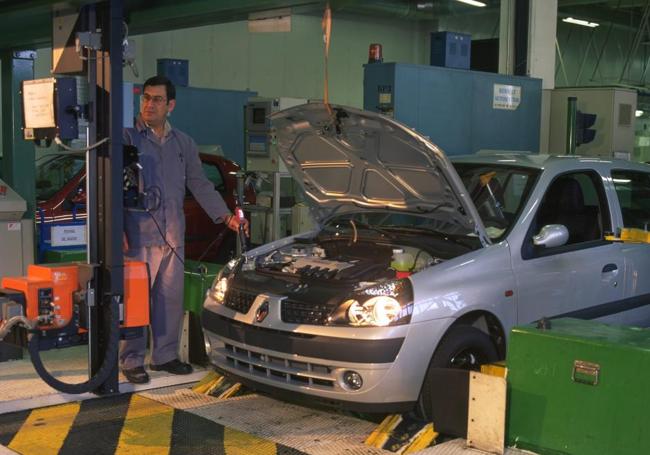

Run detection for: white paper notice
[[23, 78, 56, 129], [493, 84, 521, 110], [51, 225, 87, 247]]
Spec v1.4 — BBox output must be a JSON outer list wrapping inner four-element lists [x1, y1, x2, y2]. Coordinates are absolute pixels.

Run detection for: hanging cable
[[321, 2, 333, 116], [55, 136, 110, 152]]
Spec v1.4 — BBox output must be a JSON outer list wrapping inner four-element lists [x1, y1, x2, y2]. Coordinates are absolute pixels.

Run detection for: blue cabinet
[[363, 63, 542, 156], [430, 32, 471, 69]]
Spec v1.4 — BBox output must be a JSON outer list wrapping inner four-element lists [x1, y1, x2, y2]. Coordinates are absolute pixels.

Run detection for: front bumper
[[202, 305, 450, 412]]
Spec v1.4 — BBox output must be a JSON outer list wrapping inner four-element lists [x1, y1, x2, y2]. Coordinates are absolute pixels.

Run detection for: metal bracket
[[572, 360, 600, 386], [75, 31, 102, 54], [113, 294, 124, 324]]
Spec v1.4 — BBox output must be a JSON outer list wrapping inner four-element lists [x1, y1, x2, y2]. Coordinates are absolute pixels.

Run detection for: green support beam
[[1, 50, 36, 220]]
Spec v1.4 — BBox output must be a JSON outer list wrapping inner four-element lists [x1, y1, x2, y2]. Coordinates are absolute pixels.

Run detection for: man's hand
[[225, 214, 250, 237], [123, 233, 129, 253]]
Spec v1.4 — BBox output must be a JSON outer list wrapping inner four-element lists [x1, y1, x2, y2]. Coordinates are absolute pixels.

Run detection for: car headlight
[[207, 257, 241, 304], [209, 277, 228, 304], [329, 279, 413, 327], [347, 296, 403, 326]]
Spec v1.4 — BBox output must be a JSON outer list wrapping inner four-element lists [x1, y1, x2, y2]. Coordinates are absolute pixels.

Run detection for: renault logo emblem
[[255, 300, 270, 323]]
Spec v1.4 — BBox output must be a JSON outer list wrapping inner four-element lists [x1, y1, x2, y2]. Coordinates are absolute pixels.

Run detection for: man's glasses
[[142, 93, 167, 105]]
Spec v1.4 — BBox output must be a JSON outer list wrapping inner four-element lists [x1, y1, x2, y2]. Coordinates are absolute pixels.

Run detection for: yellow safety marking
[[224, 426, 277, 455], [192, 371, 224, 394], [115, 395, 174, 455], [9, 402, 81, 455], [205, 376, 226, 395], [218, 383, 242, 399], [481, 361, 508, 378], [400, 423, 438, 454], [605, 228, 650, 244], [365, 414, 402, 447]]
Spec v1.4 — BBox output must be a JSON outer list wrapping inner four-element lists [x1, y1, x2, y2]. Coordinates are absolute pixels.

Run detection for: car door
[[513, 170, 625, 324], [607, 168, 650, 327]]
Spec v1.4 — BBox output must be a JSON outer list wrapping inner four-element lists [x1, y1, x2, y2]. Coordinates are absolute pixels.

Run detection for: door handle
[[602, 263, 618, 273]]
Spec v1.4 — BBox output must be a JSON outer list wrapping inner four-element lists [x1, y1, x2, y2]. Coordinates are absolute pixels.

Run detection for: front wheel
[[417, 325, 499, 421]]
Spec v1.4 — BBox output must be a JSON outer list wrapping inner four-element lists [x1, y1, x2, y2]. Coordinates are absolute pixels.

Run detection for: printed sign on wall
[[493, 84, 521, 110]]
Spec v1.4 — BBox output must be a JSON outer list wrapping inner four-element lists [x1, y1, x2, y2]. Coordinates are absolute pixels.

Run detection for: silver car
[[202, 103, 650, 417]]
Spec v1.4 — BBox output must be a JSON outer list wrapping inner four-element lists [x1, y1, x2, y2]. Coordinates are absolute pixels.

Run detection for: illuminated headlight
[[207, 258, 241, 305], [329, 279, 413, 327], [347, 296, 402, 326], [209, 277, 228, 304]]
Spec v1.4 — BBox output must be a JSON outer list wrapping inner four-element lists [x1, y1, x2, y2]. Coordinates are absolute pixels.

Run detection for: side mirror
[[533, 224, 569, 248]]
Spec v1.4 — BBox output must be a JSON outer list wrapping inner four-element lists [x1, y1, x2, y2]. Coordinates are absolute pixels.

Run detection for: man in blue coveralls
[[120, 75, 249, 384]]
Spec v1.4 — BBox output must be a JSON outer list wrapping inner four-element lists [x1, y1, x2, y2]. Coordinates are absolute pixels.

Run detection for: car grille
[[281, 300, 332, 325], [222, 343, 336, 389], [224, 288, 257, 314]]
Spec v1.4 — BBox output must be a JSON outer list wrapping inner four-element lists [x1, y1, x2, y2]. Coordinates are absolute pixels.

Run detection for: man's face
[[140, 84, 175, 127]]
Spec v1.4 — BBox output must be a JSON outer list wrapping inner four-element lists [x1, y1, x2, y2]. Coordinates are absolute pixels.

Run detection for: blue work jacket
[[123, 119, 230, 249]]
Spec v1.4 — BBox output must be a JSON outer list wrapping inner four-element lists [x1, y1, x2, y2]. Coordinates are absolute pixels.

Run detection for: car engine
[[252, 239, 441, 285]]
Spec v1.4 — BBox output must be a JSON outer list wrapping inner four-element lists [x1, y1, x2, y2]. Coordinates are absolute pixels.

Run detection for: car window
[[534, 171, 609, 247], [611, 170, 650, 230], [35, 154, 85, 201], [185, 162, 226, 198], [453, 163, 539, 240], [202, 162, 225, 191]]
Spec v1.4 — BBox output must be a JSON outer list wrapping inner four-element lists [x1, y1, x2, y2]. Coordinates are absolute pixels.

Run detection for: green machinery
[[183, 260, 222, 364], [507, 318, 650, 455]]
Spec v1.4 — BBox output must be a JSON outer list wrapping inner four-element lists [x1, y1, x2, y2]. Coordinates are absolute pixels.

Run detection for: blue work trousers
[[120, 245, 184, 370]]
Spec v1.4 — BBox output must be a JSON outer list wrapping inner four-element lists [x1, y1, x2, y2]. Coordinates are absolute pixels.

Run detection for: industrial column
[[88, 0, 124, 394], [505, 0, 557, 153]]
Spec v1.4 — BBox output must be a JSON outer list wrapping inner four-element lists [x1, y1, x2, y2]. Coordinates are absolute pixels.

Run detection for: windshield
[[453, 163, 539, 240], [35, 154, 85, 201]]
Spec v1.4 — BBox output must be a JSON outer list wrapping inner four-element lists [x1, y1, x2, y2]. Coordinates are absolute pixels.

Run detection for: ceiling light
[[562, 17, 599, 28], [456, 0, 487, 6], [636, 110, 644, 118]]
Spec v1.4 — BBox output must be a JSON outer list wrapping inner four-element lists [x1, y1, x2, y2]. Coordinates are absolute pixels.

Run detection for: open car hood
[[270, 103, 489, 244]]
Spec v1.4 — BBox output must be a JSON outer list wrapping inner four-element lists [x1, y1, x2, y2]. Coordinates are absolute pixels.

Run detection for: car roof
[[450, 152, 650, 173]]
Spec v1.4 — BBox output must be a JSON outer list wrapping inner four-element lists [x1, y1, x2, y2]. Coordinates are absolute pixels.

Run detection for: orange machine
[[0, 262, 149, 349]]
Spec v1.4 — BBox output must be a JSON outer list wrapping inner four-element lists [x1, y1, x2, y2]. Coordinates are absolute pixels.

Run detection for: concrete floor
[[0, 346, 206, 414]]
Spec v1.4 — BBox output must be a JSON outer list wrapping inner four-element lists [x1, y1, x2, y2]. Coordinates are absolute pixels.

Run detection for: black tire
[[416, 325, 499, 421]]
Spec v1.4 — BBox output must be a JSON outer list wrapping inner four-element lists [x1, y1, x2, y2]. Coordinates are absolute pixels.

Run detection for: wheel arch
[[447, 310, 507, 360]]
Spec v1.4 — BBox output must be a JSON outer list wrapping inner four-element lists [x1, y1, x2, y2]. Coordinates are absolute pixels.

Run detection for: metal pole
[[566, 97, 577, 155], [89, 0, 123, 395], [235, 171, 245, 256], [273, 172, 281, 242], [85, 2, 101, 388]]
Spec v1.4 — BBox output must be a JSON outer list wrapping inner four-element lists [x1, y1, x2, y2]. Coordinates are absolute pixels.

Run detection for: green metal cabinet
[[183, 259, 222, 314], [42, 249, 87, 263], [507, 318, 650, 455]]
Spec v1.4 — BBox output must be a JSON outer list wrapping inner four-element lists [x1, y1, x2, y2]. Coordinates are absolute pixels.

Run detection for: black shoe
[[122, 366, 150, 384], [150, 359, 193, 375]]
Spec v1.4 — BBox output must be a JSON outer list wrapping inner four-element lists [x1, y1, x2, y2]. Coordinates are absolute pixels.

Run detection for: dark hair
[[143, 75, 176, 101]]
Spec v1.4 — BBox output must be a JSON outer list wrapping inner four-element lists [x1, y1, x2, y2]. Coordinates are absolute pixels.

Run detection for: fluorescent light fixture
[[636, 109, 644, 117], [456, 0, 486, 6], [613, 178, 631, 184], [562, 17, 599, 28]]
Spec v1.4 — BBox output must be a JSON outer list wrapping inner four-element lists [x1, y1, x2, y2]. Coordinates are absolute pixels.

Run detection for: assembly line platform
[[0, 348, 533, 454]]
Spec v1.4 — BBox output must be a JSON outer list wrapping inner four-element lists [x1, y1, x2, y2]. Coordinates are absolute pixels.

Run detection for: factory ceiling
[[0, 0, 645, 51]]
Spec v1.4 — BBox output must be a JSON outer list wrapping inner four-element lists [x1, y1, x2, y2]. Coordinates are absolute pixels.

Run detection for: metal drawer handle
[[572, 360, 600, 386]]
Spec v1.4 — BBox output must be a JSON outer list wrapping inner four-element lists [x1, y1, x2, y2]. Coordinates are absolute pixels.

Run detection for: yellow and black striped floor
[[0, 393, 305, 455]]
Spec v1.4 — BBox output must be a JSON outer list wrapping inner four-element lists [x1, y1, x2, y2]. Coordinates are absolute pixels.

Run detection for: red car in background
[[35, 152, 254, 263]]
